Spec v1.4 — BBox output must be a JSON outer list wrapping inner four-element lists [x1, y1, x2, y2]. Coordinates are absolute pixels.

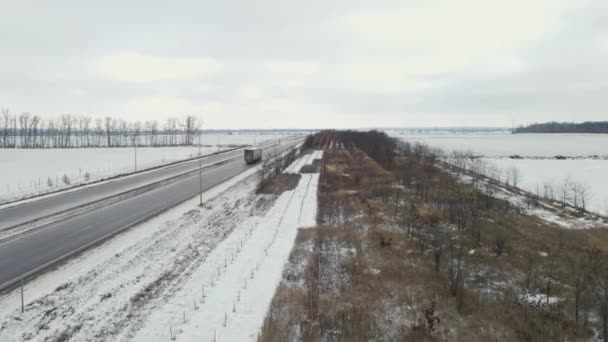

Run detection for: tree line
[[395, 141, 608, 340], [0, 109, 201, 148], [515, 121, 608, 134], [311, 130, 396, 169], [439, 147, 595, 213]]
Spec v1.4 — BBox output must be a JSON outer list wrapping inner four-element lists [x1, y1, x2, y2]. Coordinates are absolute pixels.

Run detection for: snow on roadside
[[0, 166, 263, 341], [310, 150, 324, 161], [132, 167, 320, 341], [284, 150, 323, 174], [0, 152, 321, 342], [284, 153, 311, 174]]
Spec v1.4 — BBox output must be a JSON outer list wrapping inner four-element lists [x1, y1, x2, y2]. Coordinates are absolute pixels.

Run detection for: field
[[489, 158, 608, 215], [391, 132, 608, 215], [391, 132, 608, 157], [0, 134, 288, 204]]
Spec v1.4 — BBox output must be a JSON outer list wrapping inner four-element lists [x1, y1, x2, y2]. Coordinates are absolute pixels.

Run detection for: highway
[[0, 137, 302, 290]]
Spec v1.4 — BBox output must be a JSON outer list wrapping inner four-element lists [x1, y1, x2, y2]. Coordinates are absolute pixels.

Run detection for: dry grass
[[257, 173, 301, 195], [300, 159, 321, 173], [261, 144, 608, 341]]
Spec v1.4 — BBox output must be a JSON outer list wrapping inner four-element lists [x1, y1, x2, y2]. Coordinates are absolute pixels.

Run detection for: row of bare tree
[[0, 109, 201, 148], [398, 140, 608, 341], [431, 146, 594, 212]]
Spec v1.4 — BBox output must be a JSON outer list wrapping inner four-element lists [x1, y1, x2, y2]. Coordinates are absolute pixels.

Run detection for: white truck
[[244, 147, 263, 164]]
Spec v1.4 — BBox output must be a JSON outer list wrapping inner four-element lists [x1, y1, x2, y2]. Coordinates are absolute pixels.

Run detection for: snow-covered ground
[[490, 178, 603, 229], [132, 164, 319, 341], [0, 146, 226, 202], [392, 132, 608, 216], [488, 158, 608, 215], [391, 132, 608, 157], [0, 152, 320, 342], [284, 150, 323, 174], [203, 133, 290, 147], [0, 134, 289, 203]]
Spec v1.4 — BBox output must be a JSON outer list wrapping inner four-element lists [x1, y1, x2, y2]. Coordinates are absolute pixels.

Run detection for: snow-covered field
[[392, 132, 608, 216], [488, 158, 608, 215], [0, 151, 320, 341], [0, 134, 289, 203], [391, 132, 608, 157], [456, 171, 605, 229], [202, 133, 291, 147], [0, 146, 226, 202]]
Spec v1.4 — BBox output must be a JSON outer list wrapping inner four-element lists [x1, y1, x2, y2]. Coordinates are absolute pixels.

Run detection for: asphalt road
[[0, 139, 290, 231], [0, 137, 302, 290]]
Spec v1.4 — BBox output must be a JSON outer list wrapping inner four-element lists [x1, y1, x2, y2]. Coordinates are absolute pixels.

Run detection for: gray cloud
[[0, 0, 606, 128]]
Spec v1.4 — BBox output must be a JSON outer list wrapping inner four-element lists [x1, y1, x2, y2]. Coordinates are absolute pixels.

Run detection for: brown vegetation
[[261, 131, 608, 341], [257, 174, 301, 195]]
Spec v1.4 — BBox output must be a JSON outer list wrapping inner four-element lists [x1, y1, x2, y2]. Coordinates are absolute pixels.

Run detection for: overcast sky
[[1, 0, 606, 129]]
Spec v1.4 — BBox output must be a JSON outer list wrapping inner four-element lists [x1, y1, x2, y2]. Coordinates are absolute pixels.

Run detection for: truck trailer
[[244, 147, 263, 164]]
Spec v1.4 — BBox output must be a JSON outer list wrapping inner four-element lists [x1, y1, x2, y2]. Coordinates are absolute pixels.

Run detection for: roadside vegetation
[[258, 145, 300, 194], [262, 130, 608, 341]]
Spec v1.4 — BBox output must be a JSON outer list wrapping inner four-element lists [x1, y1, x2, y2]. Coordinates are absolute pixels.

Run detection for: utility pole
[[198, 132, 203, 206], [134, 138, 138, 172], [20, 271, 24, 313]]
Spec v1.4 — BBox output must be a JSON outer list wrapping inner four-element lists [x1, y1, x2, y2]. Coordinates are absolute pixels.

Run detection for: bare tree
[[591, 253, 608, 342], [104, 116, 112, 147], [543, 181, 555, 201], [507, 166, 520, 189], [447, 239, 467, 311], [60, 114, 73, 148], [570, 249, 598, 323], [183, 115, 200, 145], [1, 108, 10, 148], [559, 178, 572, 207], [543, 236, 563, 306], [2, 111, 207, 149], [493, 225, 509, 256], [430, 224, 445, 273], [94, 118, 103, 147], [580, 183, 592, 212], [522, 250, 539, 290]]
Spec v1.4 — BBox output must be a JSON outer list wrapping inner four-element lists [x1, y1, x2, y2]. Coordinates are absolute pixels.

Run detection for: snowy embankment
[[283, 150, 323, 174], [0, 134, 289, 204], [0, 152, 320, 342], [133, 168, 319, 341]]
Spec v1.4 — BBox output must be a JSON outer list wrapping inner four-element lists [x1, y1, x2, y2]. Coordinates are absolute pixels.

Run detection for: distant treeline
[[515, 121, 608, 134], [0, 109, 312, 149], [0, 109, 202, 148]]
